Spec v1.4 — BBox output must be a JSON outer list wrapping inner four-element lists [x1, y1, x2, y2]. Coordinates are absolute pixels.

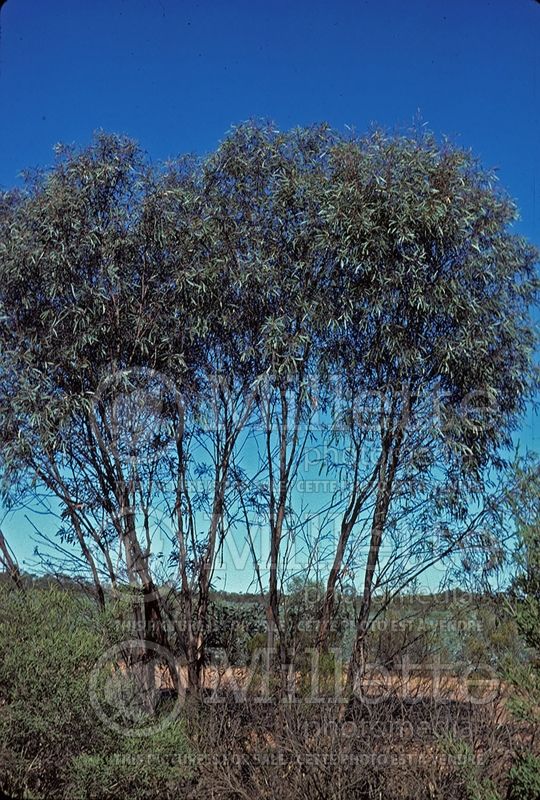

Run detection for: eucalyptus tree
[[200, 122, 341, 689], [316, 130, 538, 685], [0, 126, 334, 694], [155, 144, 268, 690], [0, 133, 254, 694], [0, 123, 537, 702]]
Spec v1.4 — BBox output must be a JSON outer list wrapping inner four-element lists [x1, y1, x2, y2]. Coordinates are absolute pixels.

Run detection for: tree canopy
[[0, 122, 537, 690]]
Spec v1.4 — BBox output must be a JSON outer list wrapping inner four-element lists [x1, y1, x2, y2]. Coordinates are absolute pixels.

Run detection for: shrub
[[0, 585, 108, 798], [67, 722, 193, 800], [0, 584, 192, 799], [508, 754, 540, 800]]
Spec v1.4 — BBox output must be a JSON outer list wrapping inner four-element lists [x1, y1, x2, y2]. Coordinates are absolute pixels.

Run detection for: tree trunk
[[347, 401, 408, 692], [0, 529, 23, 590], [122, 506, 179, 704], [317, 520, 351, 651], [317, 459, 381, 653]]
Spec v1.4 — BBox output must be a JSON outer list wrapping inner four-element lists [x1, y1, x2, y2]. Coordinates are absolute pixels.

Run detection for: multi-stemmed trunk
[[346, 398, 408, 693]]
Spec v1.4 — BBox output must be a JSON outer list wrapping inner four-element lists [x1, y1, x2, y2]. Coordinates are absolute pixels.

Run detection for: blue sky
[[0, 0, 538, 579]]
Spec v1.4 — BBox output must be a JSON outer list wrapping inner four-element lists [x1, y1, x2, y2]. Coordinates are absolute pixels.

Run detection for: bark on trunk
[[347, 395, 409, 692], [317, 460, 381, 653], [0, 529, 23, 590], [266, 386, 290, 690]]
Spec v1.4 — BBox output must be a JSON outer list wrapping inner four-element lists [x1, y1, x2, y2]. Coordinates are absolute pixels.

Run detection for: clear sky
[[0, 0, 538, 579]]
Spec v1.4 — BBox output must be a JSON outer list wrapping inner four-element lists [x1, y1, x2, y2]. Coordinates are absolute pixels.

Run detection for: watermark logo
[[89, 639, 184, 736]]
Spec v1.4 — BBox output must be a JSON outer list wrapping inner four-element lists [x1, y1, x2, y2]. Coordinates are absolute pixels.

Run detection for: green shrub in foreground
[[0, 584, 191, 799]]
